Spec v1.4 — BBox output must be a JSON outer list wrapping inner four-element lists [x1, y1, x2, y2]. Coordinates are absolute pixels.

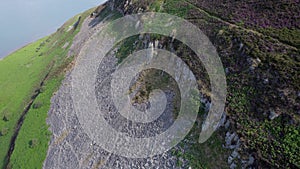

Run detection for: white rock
[[269, 109, 279, 120], [239, 43, 244, 51], [225, 67, 230, 74]]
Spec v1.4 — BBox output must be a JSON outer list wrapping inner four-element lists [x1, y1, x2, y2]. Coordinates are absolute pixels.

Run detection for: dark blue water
[[0, 0, 106, 58]]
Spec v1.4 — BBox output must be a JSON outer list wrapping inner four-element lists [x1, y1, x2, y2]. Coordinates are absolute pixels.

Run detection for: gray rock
[[224, 120, 230, 129], [238, 43, 244, 51], [249, 66, 255, 71], [62, 42, 69, 49], [228, 156, 233, 165], [248, 155, 255, 166], [218, 112, 227, 128], [231, 150, 239, 158], [248, 57, 261, 71], [225, 68, 229, 74], [225, 132, 241, 150], [233, 134, 239, 142], [269, 109, 279, 120], [205, 102, 211, 112], [43, 15, 182, 169], [225, 132, 236, 147], [230, 162, 237, 169]]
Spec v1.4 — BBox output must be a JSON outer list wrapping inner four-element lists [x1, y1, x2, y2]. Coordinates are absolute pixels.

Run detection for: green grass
[[163, 0, 193, 17], [0, 37, 52, 168], [0, 7, 95, 169], [8, 78, 62, 169], [149, 0, 164, 12], [172, 120, 230, 169]]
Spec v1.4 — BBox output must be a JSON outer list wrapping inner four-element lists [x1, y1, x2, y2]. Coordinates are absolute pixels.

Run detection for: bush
[[3, 115, 9, 122], [0, 128, 9, 136], [2, 110, 10, 121], [29, 138, 39, 148], [39, 86, 46, 93], [32, 101, 43, 109]]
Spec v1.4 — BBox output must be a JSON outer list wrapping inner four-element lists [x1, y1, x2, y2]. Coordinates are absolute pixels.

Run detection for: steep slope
[[0, 8, 95, 169], [0, 0, 299, 169], [43, 0, 299, 168]]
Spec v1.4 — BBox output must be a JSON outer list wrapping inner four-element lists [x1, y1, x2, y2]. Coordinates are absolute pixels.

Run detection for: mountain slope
[[0, 8, 94, 169], [0, 0, 299, 169]]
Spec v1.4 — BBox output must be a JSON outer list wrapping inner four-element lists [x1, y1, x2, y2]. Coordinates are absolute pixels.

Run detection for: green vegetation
[[0, 37, 51, 168], [163, 0, 193, 17], [172, 111, 230, 169], [29, 138, 39, 148], [226, 63, 300, 168], [149, 0, 164, 12], [9, 77, 62, 169], [227, 79, 254, 114], [0, 7, 95, 169], [241, 117, 300, 168], [0, 0, 298, 168], [112, 1, 300, 168], [0, 128, 9, 136], [259, 27, 300, 48], [115, 35, 139, 63], [8, 8, 97, 168]]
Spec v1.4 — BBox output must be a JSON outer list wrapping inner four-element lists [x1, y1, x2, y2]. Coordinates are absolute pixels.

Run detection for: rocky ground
[[43, 72, 180, 169], [43, 0, 299, 168], [43, 12, 182, 169]]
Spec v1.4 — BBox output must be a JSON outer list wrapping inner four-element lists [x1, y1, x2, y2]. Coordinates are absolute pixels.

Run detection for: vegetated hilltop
[[111, 0, 300, 168], [0, 0, 299, 169]]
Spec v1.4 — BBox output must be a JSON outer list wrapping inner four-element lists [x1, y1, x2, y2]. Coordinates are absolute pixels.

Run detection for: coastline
[[0, 30, 55, 60]]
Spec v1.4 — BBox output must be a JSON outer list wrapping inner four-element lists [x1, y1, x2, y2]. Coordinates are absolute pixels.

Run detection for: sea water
[[0, 0, 106, 58]]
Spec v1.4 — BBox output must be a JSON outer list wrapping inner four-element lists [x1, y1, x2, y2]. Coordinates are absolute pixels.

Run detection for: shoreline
[[0, 1, 104, 60], [0, 30, 56, 60]]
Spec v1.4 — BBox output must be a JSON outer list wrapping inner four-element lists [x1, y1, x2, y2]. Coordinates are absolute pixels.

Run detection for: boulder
[[269, 109, 279, 120]]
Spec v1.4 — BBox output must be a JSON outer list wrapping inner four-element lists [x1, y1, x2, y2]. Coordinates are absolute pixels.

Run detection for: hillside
[[0, 0, 299, 169], [0, 8, 94, 169]]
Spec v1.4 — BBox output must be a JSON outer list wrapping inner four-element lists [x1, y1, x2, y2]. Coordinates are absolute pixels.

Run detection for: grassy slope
[[9, 78, 62, 169], [0, 8, 94, 169], [0, 37, 51, 167]]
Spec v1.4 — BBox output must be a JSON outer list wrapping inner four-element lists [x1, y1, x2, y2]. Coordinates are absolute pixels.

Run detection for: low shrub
[[29, 138, 39, 148], [32, 101, 43, 109], [0, 128, 9, 136]]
